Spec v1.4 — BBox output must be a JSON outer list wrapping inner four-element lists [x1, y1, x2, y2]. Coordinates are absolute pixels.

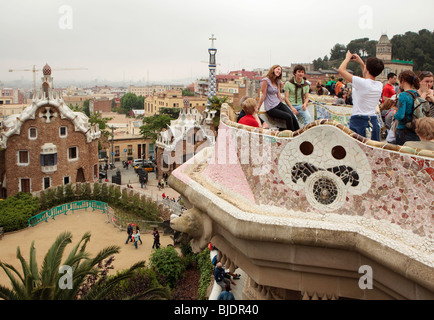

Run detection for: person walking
[[133, 230, 140, 249], [125, 223, 133, 244], [152, 227, 160, 249]]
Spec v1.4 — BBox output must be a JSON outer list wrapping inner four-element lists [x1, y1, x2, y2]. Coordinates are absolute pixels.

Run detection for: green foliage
[[64, 184, 75, 203], [150, 246, 183, 289], [182, 89, 195, 96], [140, 114, 173, 142], [0, 193, 40, 232], [391, 29, 434, 73], [195, 248, 214, 300], [120, 93, 145, 115], [314, 29, 434, 75], [0, 231, 145, 300], [104, 267, 170, 300], [159, 107, 180, 119]]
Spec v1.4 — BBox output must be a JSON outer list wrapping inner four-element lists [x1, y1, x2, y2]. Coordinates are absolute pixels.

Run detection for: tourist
[[237, 96, 269, 128], [214, 262, 231, 291], [136, 225, 143, 245], [316, 83, 329, 95], [283, 65, 312, 125], [383, 97, 398, 144], [152, 227, 160, 249], [334, 90, 346, 105], [326, 76, 336, 96], [132, 230, 140, 249], [257, 65, 300, 131], [238, 98, 261, 128], [125, 223, 133, 244], [417, 71, 434, 117], [335, 78, 344, 96], [218, 289, 235, 300], [394, 70, 427, 145], [403, 116, 434, 150], [382, 72, 397, 103], [338, 51, 384, 141]]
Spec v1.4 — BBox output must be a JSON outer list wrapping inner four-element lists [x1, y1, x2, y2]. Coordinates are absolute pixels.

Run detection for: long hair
[[399, 70, 420, 90], [265, 65, 282, 85]]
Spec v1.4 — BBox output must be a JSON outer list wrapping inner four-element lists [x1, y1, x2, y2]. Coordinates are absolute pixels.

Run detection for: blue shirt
[[395, 90, 418, 129]]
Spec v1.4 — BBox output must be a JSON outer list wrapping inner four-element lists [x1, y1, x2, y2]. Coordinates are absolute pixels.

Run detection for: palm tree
[[207, 95, 228, 129], [0, 231, 147, 300]]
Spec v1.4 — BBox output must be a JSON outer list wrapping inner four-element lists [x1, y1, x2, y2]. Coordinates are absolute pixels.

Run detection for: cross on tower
[[209, 34, 216, 48]]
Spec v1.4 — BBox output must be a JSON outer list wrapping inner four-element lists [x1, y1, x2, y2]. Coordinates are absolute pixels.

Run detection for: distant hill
[[313, 29, 434, 75]]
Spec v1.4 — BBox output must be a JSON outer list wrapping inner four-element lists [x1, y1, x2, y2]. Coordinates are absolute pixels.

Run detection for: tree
[[0, 231, 145, 300], [119, 93, 144, 115], [207, 95, 228, 128], [82, 99, 90, 117], [330, 43, 347, 61], [140, 114, 172, 142]]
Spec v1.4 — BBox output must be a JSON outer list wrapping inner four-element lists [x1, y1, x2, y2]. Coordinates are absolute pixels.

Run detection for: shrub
[[150, 246, 183, 289], [0, 192, 40, 232], [195, 248, 214, 300]]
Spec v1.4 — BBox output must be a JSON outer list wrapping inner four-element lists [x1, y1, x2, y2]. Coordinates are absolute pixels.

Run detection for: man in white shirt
[[338, 51, 384, 141]]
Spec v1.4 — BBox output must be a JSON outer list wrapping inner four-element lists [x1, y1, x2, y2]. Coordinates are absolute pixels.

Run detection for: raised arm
[[338, 51, 361, 83]]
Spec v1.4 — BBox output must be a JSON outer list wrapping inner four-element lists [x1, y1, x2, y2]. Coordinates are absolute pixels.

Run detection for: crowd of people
[[236, 53, 434, 150]]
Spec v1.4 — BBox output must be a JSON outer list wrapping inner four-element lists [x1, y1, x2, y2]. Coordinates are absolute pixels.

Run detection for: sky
[[1, 0, 433, 87]]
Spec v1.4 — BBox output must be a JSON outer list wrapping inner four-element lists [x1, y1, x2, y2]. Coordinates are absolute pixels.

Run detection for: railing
[[28, 200, 108, 227]]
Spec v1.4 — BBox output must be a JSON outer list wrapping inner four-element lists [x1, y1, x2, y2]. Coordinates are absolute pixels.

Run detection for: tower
[[376, 34, 392, 61], [207, 34, 217, 106]]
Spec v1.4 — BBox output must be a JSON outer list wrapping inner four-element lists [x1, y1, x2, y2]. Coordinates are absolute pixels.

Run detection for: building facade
[[0, 65, 101, 198], [376, 34, 414, 83], [144, 90, 207, 117]]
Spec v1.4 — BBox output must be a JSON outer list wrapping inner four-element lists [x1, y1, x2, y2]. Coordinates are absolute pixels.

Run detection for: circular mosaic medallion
[[305, 170, 346, 211]]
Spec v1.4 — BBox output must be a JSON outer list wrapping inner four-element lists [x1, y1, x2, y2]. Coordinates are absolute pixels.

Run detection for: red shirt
[[382, 83, 396, 102], [238, 114, 260, 128]]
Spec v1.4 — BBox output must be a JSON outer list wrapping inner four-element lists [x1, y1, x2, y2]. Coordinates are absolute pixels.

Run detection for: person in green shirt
[[283, 65, 312, 125]]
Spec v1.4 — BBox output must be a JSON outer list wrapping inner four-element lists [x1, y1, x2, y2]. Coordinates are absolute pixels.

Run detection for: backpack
[[405, 91, 430, 131]]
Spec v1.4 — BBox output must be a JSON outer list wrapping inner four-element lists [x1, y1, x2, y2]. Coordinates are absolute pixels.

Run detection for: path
[[0, 208, 173, 289]]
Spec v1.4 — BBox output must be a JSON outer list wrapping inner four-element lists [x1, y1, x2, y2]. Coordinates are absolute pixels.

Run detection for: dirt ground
[[0, 208, 174, 289]]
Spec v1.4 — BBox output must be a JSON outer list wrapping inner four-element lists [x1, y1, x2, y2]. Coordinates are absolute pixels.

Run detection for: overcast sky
[[1, 0, 433, 86]]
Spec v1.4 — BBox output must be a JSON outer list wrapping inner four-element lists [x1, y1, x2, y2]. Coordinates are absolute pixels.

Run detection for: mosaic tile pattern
[[216, 104, 434, 239]]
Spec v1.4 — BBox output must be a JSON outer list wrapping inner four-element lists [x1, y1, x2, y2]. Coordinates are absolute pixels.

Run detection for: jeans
[[293, 104, 312, 124], [395, 128, 420, 146], [349, 115, 380, 141], [266, 102, 300, 131]]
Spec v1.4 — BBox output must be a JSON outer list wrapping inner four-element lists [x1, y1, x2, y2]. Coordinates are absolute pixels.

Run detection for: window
[[63, 176, 70, 185], [41, 154, 57, 166], [127, 145, 132, 156], [29, 127, 37, 140], [59, 126, 67, 137], [68, 146, 78, 160], [94, 164, 98, 179], [115, 146, 120, 156], [43, 177, 51, 189], [40, 143, 58, 173], [18, 150, 29, 165]]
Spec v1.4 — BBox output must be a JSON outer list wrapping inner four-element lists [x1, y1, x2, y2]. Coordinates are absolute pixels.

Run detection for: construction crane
[[8, 65, 87, 95]]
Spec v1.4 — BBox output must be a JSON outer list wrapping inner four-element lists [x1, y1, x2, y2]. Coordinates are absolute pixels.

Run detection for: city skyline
[[1, 0, 433, 87]]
